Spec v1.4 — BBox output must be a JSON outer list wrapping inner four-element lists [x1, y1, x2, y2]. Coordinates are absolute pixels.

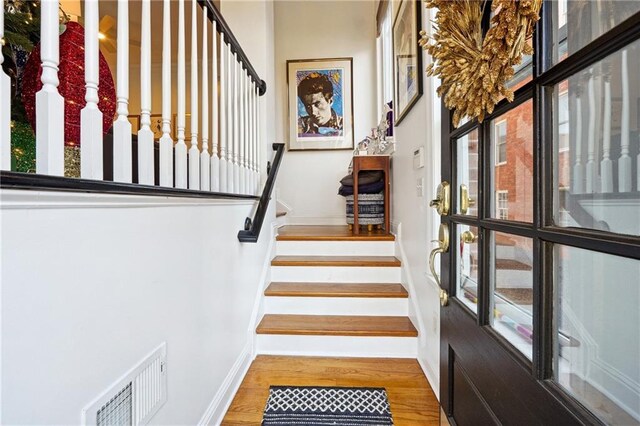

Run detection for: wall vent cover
[[82, 343, 167, 426]]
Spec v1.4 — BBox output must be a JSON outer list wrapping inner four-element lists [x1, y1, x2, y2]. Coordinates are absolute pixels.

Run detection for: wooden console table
[[352, 155, 391, 235]]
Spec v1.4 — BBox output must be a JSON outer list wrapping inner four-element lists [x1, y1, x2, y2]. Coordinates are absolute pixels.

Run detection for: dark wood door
[[434, 2, 640, 425]]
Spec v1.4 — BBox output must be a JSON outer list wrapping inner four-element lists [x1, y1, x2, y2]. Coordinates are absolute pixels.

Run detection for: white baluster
[[585, 72, 596, 193], [113, 0, 132, 183], [138, 0, 154, 185], [238, 69, 245, 194], [245, 75, 251, 194], [619, 49, 631, 192], [233, 56, 241, 193], [188, 0, 200, 190], [1, 8, 11, 170], [219, 40, 228, 192], [601, 76, 613, 193], [200, 9, 210, 191], [175, 0, 188, 188], [256, 84, 261, 193], [159, 0, 173, 187], [36, 0, 64, 175], [573, 92, 584, 194], [227, 52, 236, 194], [210, 20, 219, 192], [247, 79, 254, 194], [81, 0, 103, 179], [253, 84, 259, 194]]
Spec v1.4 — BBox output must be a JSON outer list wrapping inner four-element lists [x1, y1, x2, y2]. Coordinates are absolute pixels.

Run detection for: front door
[[434, 2, 640, 424]]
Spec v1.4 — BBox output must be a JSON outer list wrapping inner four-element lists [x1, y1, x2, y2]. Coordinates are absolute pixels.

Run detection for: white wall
[[274, 1, 378, 224], [389, 4, 442, 397], [1, 1, 276, 423], [0, 192, 274, 424]]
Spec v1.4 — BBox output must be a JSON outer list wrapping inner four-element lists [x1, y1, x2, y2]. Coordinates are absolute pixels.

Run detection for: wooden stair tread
[[265, 283, 408, 298], [276, 225, 395, 241], [271, 256, 401, 267], [495, 259, 532, 270], [256, 314, 418, 337]]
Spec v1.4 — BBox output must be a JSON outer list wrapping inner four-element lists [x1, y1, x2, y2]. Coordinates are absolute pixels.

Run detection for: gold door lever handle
[[429, 224, 450, 307], [461, 230, 478, 244]]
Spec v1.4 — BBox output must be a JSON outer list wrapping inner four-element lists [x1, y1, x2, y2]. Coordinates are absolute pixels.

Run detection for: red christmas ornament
[[22, 21, 117, 147]]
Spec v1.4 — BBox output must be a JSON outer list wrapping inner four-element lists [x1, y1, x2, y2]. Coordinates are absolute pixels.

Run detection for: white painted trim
[[248, 221, 279, 356], [393, 222, 428, 347], [285, 215, 346, 226], [271, 265, 401, 283], [264, 296, 408, 316], [0, 190, 256, 210], [417, 356, 440, 402], [198, 342, 253, 426], [276, 240, 395, 257]]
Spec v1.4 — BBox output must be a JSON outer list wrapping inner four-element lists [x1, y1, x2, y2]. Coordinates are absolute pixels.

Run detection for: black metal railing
[[238, 143, 285, 243]]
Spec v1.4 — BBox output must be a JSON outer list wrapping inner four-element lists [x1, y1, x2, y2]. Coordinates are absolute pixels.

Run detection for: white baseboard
[[589, 357, 640, 422], [418, 356, 440, 402], [198, 343, 254, 426]]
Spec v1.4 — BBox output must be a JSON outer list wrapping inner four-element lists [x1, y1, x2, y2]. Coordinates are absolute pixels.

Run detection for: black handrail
[[238, 143, 285, 243], [199, 0, 267, 96]]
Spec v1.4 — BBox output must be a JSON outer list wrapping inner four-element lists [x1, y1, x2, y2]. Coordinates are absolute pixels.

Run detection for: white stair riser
[[495, 269, 531, 288], [256, 335, 417, 358], [276, 241, 395, 257], [271, 266, 401, 283], [264, 297, 408, 316]]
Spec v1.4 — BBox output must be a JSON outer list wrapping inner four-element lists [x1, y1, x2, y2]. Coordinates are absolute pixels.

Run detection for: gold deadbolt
[[460, 184, 476, 215], [430, 182, 450, 216], [461, 230, 478, 244]]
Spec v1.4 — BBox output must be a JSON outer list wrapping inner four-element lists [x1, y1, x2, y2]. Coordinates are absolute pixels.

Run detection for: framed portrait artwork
[[393, 0, 422, 125], [287, 58, 354, 151]]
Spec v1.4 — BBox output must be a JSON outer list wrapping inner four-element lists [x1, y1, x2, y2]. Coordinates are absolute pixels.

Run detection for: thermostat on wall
[[413, 147, 425, 169]]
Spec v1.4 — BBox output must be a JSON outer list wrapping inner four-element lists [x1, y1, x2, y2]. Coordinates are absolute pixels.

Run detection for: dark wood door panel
[[452, 357, 500, 426], [442, 303, 583, 425]]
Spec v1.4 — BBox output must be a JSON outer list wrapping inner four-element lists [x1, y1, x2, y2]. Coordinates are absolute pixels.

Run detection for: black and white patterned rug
[[262, 385, 394, 425]]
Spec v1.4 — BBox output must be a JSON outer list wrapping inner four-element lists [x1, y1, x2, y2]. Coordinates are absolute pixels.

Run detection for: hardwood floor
[[276, 225, 395, 241], [264, 282, 409, 298], [222, 355, 440, 425]]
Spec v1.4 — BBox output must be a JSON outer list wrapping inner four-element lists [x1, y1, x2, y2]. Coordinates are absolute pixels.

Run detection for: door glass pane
[[490, 232, 533, 360], [554, 40, 640, 236], [456, 130, 479, 216], [491, 100, 534, 223], [456, 224, 479, 314], [552, 0, 640, 66], [554, 245, 640, 425]]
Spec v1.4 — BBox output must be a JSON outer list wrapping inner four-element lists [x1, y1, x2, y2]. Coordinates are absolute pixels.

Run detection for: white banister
[[585, 72, 596, 193], [175, 0, 188, 188], [573, 92, 583, 194], [238, 69, 245, 194], [227, 52, 236, 194], [138, 0, 154, 185], [188, 0, 200, 190], [1, 8, 11, 171], [81, 0, 103, 179], [233, 55, 240, 193], [210, 21, 220, 192], [159, 0, 173, 187], [219, 40, 228, 192], [601, 76, 612, 193], [36, 0, 64, 175], [113, 0, 132, 183], [619, 49, 631, 192], [200, 10, 210, 191]]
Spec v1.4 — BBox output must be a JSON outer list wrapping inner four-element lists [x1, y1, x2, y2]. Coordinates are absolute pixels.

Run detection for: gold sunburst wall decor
[[420, 0, 542, 127]]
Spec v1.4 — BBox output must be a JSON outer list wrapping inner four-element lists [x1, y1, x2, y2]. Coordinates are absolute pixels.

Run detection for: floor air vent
[[82, 343, 167, 426]]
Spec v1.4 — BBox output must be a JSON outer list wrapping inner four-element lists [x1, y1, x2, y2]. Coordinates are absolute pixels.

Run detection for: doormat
[[262, 385, 394, 425]]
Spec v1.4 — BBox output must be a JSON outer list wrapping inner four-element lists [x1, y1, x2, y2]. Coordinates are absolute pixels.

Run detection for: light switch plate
[[417, 177, 424, 197], [413, 146, 425, 169]]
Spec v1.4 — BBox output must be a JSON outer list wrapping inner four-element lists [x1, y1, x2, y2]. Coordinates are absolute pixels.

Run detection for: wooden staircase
[[255, 226, 418, 358]]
